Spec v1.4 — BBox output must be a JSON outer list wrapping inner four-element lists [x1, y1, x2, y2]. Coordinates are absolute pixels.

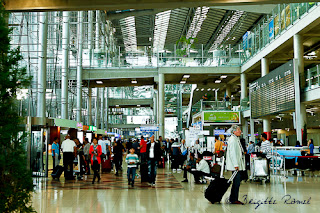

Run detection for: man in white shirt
[[260, 133, 271, 181], [61, 135, 77, 180], [226, 125, 245, 204], [98, 135, 107, 158], [189, 154, 210, 183], [146, 135, 161, 186]]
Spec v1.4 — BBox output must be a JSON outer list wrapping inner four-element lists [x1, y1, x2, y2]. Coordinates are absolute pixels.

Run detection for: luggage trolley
[[249, 153, 269, 184]]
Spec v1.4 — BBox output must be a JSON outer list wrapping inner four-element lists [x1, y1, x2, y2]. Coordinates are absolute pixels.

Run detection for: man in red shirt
[[140, 136, 147, 163]]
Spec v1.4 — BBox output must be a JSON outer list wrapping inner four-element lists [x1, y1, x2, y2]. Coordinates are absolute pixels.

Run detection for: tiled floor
[[32, 167, 320, 213]]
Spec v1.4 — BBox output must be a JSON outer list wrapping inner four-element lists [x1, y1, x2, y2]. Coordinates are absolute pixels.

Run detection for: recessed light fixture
[[196, 88, 199, 91], [207, 88, 211, 91], [115, 105, 119, 107], [180, 81, 186, 84], [221, 75, 227, 79], [131, 80, 138, 84], [137, 105, 141, 107], [96, 81, 103, 84], [183, 75, 190, 79], [215, 80, 221, 83], [201, 88, 204, 91]]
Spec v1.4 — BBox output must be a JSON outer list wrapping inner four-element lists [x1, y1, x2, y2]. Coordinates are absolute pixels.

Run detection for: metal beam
[[5, 0, 319, 11], [204, 10, 232, 51], [107, 9, 166, 20]]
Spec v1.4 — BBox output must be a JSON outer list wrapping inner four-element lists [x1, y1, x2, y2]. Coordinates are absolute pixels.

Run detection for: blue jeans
[[148, 159, 157, 184], [230, 171, 241, 203], [127, 167, 137, 182]]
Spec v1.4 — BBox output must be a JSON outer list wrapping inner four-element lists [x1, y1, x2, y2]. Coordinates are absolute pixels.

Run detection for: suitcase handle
[[227, 170, 238, 183]]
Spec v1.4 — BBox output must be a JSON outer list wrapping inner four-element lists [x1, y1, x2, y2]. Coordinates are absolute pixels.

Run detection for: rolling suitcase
[[205, 171, 238, 204], [102, 159, 112, 172], [140, 162, 149, 182], [51, 165, 64, 180]]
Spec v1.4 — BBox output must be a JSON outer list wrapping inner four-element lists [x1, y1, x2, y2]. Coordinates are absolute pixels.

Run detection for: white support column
[[95, 88, 100, 128], [88, 88, 92, 125], [159, 74, 165, 138], [240, 73, 248, 100], [242, 119, 248, 143], [101, 87, 105, 129], [61, 11, 70, 119], [95, 10, 100, 49], [261, 57, 271, 140], [88, 11, 94, 67], [294, 34, 307, 144], [37, 12, 48, 121], [226, 85, 231, 97], [76, 11, 84, 122], [250, 118, 255, 142], [105, 87, 109, 131]]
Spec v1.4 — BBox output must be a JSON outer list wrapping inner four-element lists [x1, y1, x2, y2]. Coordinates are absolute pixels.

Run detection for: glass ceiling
[[153, 10, 171, 51], [186, 6, 209, 39], [119, 16, 137, 51]]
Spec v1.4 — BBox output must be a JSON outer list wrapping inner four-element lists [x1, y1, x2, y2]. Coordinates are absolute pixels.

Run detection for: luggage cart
[[249, 153, 269, 184]]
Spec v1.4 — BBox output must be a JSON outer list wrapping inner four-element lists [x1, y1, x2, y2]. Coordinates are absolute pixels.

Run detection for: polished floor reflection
[[32, 167, 320, 213]]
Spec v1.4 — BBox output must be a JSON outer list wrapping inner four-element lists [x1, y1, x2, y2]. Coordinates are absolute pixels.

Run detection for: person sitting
[[189, 154, 210, 184], [295, 141, 302, 147], [181, 153, 196, 183]]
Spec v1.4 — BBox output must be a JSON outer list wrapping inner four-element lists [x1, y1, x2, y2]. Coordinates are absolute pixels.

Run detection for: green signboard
[[89, 126, 97, 131], [203, 111, 240, 124]]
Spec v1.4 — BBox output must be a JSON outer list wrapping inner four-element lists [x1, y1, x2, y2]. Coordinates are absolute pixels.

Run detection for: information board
[[203, 111, 240, 124], [249, 60, 295, 118]]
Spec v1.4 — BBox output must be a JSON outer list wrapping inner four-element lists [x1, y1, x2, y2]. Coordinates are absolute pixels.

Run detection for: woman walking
[[89, 138, 102, 184]]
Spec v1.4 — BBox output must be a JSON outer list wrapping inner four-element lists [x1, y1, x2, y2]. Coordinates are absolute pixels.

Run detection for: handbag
[[182, 150, 187, 156], [216, 150, 224, 158], [211, 164, 221, 174]]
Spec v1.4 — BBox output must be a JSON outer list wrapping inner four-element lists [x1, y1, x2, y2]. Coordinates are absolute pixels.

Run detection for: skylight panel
[[153, 10, 171, 51]]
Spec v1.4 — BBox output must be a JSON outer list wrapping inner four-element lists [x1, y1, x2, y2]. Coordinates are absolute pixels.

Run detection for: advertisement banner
[[269, 19, 274, 40], [203, 111, 240, 124]]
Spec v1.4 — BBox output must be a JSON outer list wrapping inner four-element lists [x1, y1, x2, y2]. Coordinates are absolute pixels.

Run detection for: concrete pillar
[[61, 11, 70, 119], [261, 58, 269, 77], [250, 118, 255, 142], [95, 10, 100, 49], [105, 88, 109, 131], [159, 74, 165, 138], [261, 57, 271, 140], [240, 73, 248, 100], [37, 12, 48, 121], [88, 88, 92, 125], [88, 11, 94, 67], [101, 87, 105, 129], [76, 11, 84, 122], [95, 88, 100, 128], [226, 85, 231, 97], [242, 118, 248, 143], [294, 34, 307, 144]]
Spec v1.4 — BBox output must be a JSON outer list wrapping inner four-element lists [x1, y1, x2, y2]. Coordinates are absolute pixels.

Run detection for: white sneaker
[[172, 169, 177, 173]]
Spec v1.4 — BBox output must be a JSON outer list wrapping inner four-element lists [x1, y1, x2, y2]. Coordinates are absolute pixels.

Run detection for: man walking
[[226, 125, 245, 204], [146, 135, 161, 186], [61, 134, 77, 180]]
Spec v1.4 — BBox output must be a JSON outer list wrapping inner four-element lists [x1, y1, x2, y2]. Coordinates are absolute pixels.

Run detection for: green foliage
[[0, 4, 35, 213], [175, 36, 198, 57]]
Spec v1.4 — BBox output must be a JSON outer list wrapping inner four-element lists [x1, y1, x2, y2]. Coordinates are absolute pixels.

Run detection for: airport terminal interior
[[4, 0, 320, 212]]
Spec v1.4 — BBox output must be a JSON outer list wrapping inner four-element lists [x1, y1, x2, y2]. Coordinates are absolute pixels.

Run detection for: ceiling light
[[131, 80, 137, 84], [207, 88, 211, 91], [180, 81, 186, 84], [96, 81, 103, 84], [196, 88, 199, 91], [221, 75, 227, 79], [201, 88, 204, 91], [116, 105, 119, 107], [137, 105, 141, 107], [183, 75, 190, 79], [215, 80, 221, 83]]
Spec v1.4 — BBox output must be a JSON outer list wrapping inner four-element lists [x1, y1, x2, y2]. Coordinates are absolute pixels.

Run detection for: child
[[125, 148, 139, 187]]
